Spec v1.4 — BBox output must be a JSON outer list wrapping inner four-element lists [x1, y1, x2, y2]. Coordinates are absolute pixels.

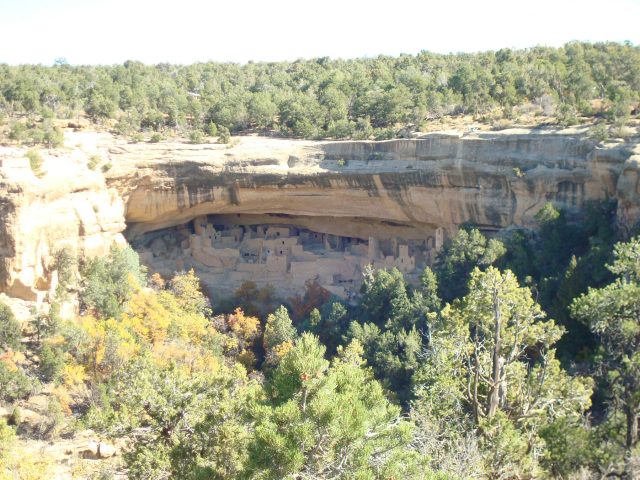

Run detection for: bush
[[38, 344, 65, 383], [8, 122, 27, 143], [42, 123, 64, 148], [8, 406, 21, 427], [87, 154, 101, 170], [207, 121, 218, 136], [80, 245, 146, 319], [0, 417, 16, 455], [149, 133, 163, 143], [25, 149, 43, 177], [0, 362, 37, 402], [589, 123, 609, 143], [217, 125, 230, 144], [101, 162, 112, 173], [43, 396, 65, 439], [188, 129, 204, 144], [0, 303, 22, 351]]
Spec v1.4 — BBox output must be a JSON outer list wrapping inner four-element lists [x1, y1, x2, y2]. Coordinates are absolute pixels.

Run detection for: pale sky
[[1, 0, 639, 65]]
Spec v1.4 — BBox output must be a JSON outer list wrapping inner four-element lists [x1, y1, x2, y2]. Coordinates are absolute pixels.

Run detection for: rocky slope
[[1, 127, 639, 303]]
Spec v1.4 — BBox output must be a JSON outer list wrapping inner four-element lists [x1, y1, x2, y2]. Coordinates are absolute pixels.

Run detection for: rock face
[[110, 131, 637, 239], [0, 145, 126, 302], [1, 128, 639, 302]]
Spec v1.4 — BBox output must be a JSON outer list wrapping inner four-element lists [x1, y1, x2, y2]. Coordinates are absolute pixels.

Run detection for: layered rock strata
[[1, 128, 639, 302]]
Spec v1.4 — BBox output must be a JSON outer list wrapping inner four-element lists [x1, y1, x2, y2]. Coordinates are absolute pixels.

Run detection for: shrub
[[80, 245, 146, 319], [38, 344, 65, 383], [589, 123, 609, 143], [0, 362, 37, 402], [8, 406, 21, 427], [188, 129, 204, 144], [217, 125, 230, 144], [87, 154, 101, 170], [25, 149, 43, 177], [149, 133, 163, 143], [42, 124, 64, 148], [101, 162, 112, 173], [43, 396, 65, 439], [207, 121, 218, 136], [0, 303, 22, 351], [8, 122, 27, 143]]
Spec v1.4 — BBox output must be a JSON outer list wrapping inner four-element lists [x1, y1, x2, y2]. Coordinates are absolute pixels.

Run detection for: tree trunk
[[625, 403, 638, 450], [472, 348, 480, 424], [487, 292, 502, 418]]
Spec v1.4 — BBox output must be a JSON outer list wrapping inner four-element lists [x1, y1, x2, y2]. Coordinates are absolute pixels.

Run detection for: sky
[[0, 0, 639, 65]]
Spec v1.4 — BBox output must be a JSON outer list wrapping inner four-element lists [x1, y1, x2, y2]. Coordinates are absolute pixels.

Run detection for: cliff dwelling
[[131, 214, 445, 302]]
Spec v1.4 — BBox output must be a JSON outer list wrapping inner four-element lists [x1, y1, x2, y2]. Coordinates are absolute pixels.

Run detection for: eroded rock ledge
[[1, 128, 639, 303]]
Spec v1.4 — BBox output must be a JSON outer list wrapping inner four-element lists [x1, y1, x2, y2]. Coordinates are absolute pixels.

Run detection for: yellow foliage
[[272, 340, 294, 362], [150, 272, 166, 289], [0, 353, 18, 371], [62, 363, 87, 387], [122, 290, 170, 345], [237, 349, 257, 371], [51, 386, 73, 415], [157, 290, 209, 343], [228, 308, 261, 344], [0, 453, 55, 480]]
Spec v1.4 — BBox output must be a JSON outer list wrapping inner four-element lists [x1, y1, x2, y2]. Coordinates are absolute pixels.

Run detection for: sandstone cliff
[[107, 129, 637, 239], [0, 143, 125, 302], [1, 127, 638, 302]]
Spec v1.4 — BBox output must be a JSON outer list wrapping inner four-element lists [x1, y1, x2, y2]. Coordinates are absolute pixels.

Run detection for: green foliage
[[348, 267, 438, 404], [540, 417, 595, 477], [0, 361, 38, 402], [80, 244, 146, 318], [590, 122, 610, 143], [188, 129, 204, 144], [168, 269, 211, 316], [248, 335, 425, 479], [38, 344, 65, 383], [52, 246, 77, 298], [25, 149, 43, 177], [263, 305, 297, 365], [87, 154, 101, 170], [217, 125, 230, 144], [206, 121, 217, 136], [572, 237, 640, 463], [87, 354, 253, 480], [0, 418, 16, 459], [0, 303, 22, 352], [148, 132, 163, 143], [436, 228, 506, 302], [415, 267, 593, 477], [3, 42, 635, 139]]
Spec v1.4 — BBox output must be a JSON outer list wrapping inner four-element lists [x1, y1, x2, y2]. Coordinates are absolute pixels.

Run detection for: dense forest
[[0, 41, 639, 144], [2, 200, 640, 478]]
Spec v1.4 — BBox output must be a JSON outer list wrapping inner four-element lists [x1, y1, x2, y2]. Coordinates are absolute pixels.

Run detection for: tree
[[571, 237, 640, 469], [263, 305, 297, 365], [416, 267, 592, 476], [248, 334, 426, 479], [88, 354, 253, 480], [80, 245, 146, 319], [168, 269, 211, 316], [436, 228, 506, 302], [350, 267, 433, 404], [0, 303, 21, 352]]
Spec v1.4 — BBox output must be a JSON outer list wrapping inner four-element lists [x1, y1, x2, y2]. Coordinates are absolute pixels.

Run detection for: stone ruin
[[134, 215, 444, 303]]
